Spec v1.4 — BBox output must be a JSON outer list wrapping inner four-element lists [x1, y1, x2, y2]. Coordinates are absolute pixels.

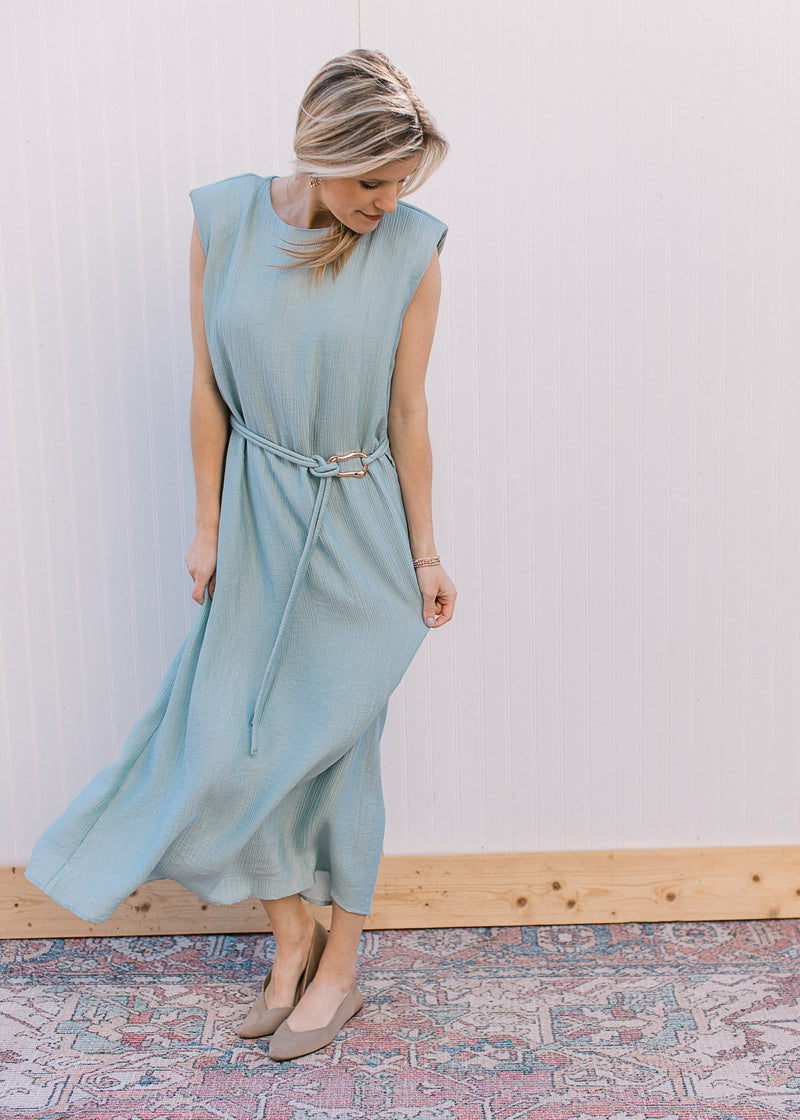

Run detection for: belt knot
[[309, 456, 340, 479]]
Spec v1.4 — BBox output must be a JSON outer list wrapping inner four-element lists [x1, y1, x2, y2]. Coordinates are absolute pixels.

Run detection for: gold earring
[[310, 177, 321, 189]]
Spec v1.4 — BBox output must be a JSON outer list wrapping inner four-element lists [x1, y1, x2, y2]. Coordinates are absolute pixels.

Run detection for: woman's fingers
[[423, 591, 438, 626], [185, 527, 219, 605], [189, 566, 215, 604], [433, 588, 456, 626], [417, 566, 457, 628]]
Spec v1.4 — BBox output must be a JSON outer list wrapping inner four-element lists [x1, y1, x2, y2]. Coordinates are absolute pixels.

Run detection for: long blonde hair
[[282, 49, 448, 279]]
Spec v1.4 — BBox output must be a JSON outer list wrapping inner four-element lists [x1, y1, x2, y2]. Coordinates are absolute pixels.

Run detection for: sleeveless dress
[[25, 173, 448, 922]]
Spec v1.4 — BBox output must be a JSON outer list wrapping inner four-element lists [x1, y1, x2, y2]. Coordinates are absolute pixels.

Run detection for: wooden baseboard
[[3, 846, 799, 938]]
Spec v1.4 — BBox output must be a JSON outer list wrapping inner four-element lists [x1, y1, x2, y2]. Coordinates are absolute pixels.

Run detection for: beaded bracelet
[[413, 555, 441, 569]]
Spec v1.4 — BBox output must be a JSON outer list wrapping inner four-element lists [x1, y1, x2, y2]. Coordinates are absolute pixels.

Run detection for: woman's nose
[[375, 188, 399, 213]]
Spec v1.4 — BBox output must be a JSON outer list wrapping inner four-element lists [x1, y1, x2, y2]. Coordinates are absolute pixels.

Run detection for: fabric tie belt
[[230, 415, 390, 755]]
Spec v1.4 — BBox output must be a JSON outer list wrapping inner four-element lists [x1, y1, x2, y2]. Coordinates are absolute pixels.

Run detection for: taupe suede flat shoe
[[237, 917, 328, 1039], [268, 982, 364, 1061]]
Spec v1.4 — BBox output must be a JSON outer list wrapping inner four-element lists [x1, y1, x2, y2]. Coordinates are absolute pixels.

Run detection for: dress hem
[[24, 867, 373, 926]]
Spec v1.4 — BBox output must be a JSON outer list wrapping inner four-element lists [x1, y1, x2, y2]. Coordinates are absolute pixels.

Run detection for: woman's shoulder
[[368, 200, 447, 302], [387, 198, 448, 257], [190, 172, 267, 212], [189, 174, 270, 253], [395, 198, 447, 234]]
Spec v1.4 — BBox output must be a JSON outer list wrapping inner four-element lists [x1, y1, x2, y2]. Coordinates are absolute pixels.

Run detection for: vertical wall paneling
[[0, 0, 360, 858], [772, 1, 800, 842], [3, 1, 800, 869], [359, 0, 800, 857]]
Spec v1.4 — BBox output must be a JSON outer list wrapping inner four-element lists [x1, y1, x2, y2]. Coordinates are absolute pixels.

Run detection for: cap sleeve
[[189, 173, 262, 257], [391, 201, 448, 311]]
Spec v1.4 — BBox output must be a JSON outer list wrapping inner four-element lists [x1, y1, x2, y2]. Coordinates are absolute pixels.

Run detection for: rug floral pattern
[[2, 919, 799, 1119]]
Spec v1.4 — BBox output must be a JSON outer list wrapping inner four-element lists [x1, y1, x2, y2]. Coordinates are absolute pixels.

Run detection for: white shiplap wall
[[2, 0, 799, 871]]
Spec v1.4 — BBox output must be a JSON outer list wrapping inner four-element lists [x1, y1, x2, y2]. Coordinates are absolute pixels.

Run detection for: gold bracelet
[[413, 555, 441, 569]]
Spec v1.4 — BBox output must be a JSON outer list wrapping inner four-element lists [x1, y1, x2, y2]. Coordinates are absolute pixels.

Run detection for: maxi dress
[[25, 173, 448, 922]]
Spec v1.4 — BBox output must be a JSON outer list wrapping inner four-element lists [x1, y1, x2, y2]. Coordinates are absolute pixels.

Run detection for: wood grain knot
[[551, 881, 561, 891], [665, 892, 676, 901], [134, 901, 151, 914], [566, 899, 576, 909], [516, 896, 528, 908], [752, 873, 761, 883]]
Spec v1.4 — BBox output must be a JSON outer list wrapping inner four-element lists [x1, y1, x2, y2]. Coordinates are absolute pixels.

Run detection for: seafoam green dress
[[25, 173, 447, 921]]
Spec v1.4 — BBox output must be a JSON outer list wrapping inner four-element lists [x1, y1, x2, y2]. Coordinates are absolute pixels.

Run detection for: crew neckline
[[266, 176, 332, 233]]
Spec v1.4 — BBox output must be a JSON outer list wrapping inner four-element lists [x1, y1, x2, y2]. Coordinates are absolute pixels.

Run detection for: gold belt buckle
[[327, 451, 369, 477]]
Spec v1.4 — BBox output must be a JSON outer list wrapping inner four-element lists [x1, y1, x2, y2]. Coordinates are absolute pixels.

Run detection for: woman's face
[[315, 156, 421, 232]]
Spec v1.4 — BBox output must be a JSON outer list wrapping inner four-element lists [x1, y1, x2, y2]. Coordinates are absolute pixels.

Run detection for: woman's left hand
[[417, 564, 457, 628]]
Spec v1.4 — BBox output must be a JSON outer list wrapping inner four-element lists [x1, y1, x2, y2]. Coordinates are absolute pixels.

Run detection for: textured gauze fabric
[[25, 173, 448, 922]]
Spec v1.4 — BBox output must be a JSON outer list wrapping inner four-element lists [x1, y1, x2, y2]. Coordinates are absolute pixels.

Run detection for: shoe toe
[[237, 971, 294, 1039], [268, 983, 364, 1061]]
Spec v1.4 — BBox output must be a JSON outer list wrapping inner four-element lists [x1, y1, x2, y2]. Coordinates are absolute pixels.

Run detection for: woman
[[25, 49, 456, 1061]]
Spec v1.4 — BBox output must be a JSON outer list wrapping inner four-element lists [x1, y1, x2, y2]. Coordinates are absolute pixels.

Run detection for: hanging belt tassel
[[230, 416, 390, 755]]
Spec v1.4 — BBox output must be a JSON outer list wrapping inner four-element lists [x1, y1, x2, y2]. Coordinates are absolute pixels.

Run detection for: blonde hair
[[281, 49, 448, 279]]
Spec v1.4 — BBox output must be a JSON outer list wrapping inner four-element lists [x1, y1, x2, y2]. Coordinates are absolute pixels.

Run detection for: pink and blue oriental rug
[[2, 919, 800, 1119]]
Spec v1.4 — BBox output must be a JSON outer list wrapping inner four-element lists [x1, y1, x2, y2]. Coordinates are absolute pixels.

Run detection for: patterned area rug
[[2, 920, 800, 1119]]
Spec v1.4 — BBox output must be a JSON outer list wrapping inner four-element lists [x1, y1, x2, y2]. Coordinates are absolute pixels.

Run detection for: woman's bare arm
[[184, 221, 230, 603], [388, 250, 456, 627]]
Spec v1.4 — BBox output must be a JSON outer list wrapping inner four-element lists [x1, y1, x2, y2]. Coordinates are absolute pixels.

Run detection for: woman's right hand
[[184, 523, 219, 604]]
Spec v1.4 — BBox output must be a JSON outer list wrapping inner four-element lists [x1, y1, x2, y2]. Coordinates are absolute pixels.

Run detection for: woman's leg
[[282, 899, 366, 1031], [259, 894, 317, 1008]]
